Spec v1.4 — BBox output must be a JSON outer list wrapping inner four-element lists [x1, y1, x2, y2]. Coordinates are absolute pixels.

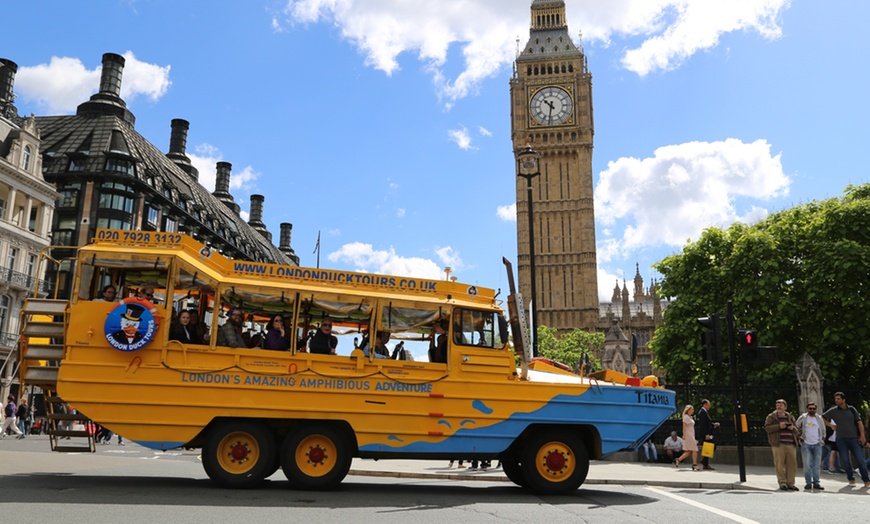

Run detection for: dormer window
[[106, 157, 136, 176], [22, 145, 32, 172]]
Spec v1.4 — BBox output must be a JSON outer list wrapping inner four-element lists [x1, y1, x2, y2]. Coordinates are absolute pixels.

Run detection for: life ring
[[121, 296, 160, 326]]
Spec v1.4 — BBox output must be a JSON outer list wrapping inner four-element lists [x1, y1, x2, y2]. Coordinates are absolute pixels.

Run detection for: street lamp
[[516, 144, 541, 357]]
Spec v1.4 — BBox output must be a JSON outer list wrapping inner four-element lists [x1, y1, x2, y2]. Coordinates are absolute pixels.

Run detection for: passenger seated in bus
[[264, 315, 290, 351], [217, 308, 249, 348], [365, 330, 390, 359], [95, 284, 118, 302], [308, 321, 338, 355], [375, 331, 390, 358], [428, 319, 448, 363], [169, 310, 195, 343], [139, 285, 157, 304], [188, 310, 208, 344]]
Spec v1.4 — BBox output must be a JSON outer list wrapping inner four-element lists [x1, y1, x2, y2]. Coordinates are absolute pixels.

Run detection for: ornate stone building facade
[[0, 58, 59, 401], [510, 0, 599, 332]]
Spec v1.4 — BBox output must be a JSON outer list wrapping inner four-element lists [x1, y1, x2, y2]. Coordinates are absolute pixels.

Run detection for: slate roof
[[35, 111, 292, 265]]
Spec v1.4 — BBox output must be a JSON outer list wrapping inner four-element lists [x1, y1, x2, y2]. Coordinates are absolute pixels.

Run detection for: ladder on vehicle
[[18, 298, 95, 452]]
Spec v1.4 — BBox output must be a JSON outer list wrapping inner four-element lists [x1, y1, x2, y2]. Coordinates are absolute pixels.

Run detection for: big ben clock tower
[[511, 0, 599, 333]]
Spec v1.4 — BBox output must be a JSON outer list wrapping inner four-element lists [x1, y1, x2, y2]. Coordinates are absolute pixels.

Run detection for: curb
[[347, 468, 761, 491]]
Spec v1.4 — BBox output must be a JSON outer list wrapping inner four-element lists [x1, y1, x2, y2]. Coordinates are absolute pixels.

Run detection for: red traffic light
[[743, 332, 754, 345]]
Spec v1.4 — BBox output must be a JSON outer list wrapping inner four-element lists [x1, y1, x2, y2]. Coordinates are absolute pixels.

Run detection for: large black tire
[[202, 420, 277, 489], [501, 457, 526, 487], [281, 423, 352, 491], [520, 430, 589, 495]]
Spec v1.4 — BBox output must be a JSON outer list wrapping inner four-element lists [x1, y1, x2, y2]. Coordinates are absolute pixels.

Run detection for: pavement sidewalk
[[349, 458, 870, 493]]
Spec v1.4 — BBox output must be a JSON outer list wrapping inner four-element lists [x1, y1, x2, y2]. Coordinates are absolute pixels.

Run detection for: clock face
[[530, 86, 573, 126]]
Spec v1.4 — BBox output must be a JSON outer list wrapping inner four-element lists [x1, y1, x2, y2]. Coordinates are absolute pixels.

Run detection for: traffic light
[[739, 329, 778, 364], [697, 313, 723, 363], [739, 329, 759, 361]]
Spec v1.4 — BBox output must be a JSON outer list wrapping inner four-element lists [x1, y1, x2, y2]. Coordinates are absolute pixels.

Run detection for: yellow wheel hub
[[535, 441, 575, 481], [217, 431, 260, 474], [295, 434, 337, 478]]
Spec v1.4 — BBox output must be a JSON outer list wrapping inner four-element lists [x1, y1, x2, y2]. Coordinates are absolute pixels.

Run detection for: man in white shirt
[[796, 402, 826, 490], [663, 431, 684, 463]]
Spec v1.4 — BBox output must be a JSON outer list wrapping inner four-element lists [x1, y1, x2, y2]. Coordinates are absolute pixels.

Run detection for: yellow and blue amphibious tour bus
[[19, 229, 675, 495]]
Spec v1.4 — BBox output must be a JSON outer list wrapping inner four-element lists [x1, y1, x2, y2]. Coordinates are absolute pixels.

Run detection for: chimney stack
[[97, 52, 125, 100], [279, 223, 300, 265], [0, 59, 17, 105], [249, 195, 265, 226], [214, 161, 231, 195], [212, 161, 240, 214], [248, 194, 271, 242], [166, 118, 198, 180], [76, 52, 135, 124]]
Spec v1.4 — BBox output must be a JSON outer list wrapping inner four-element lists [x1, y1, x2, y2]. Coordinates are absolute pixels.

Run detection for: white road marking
[[645, 486, 760, 524]]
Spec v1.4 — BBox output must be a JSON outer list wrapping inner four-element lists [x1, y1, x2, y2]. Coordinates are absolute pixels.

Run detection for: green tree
[[651, 183, 870, 388], [536, 326, 603, 371]]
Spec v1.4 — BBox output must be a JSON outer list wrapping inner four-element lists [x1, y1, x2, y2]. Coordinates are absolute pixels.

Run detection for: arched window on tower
[[568, 64, 574, 72], [547, 65, 553, 74]]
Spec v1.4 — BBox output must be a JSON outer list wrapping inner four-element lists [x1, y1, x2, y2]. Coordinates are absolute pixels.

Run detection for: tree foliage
[[651, 184, 870, 389], [536, 326, 603, 371]]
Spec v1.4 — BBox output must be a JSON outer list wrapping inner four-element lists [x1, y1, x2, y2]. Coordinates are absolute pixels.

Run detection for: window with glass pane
[[451, 308, 505, 348]]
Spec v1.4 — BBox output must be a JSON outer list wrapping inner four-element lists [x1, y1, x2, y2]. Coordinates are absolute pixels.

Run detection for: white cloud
[[327, 242, 445, 280], [594, 138, 790, 256], [15, 51, 171, 114], [396, 208, 406, 218], [434, 246, 463, 270], [497, 203, 516, 222], [620, 0, 789, 76], [478, 126, 492, 137], [189, 144, 259, 193], [448, 126, 476, 150], [278, 0, 790, 101]]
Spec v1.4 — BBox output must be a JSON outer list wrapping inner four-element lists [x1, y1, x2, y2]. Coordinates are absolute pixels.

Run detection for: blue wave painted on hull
[[360, 386, 675, 456], [136, 440, 186, 450], [472, 399, 493, 414]]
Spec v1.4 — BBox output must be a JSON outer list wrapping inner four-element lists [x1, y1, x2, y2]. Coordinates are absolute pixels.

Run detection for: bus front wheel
[[520, 430, 589, 495], [202, 420, 277, 489], [281, 423, 352, 490]]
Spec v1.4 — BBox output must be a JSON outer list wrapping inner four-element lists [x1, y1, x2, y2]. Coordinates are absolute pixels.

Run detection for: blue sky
[[3, 0, 868, 303]]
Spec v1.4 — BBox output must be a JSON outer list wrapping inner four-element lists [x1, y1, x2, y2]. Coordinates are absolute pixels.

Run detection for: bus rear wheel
[[281, 423, 352, 491], [202, 420, 277, 489], [520, 430, 588, 495]]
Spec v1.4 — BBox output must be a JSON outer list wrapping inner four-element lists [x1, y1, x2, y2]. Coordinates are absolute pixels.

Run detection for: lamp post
[[516, 144, 541, 357]]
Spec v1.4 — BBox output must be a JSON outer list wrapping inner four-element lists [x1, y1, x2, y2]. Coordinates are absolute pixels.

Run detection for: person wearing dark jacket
[[309, 321, 337, 354], [428, 319, 448, 363], [696, 399, 720, 470], [169, 310, 195, 343], [264, 315, 290, 350]]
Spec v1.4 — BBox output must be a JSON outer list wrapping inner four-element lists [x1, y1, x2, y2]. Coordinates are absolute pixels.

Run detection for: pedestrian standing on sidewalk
[[696, 399, 720, 470], [1, 395, 25, 439], [16, 397, 30, 437], [796, 402, 825, 490], [674, 405, 698, 470], [765, 398, 800, 491], [821, 391, 870, 487]]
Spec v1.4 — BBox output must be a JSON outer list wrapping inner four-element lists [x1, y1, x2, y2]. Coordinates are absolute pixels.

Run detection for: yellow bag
[[701, 441, 715, 458]]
